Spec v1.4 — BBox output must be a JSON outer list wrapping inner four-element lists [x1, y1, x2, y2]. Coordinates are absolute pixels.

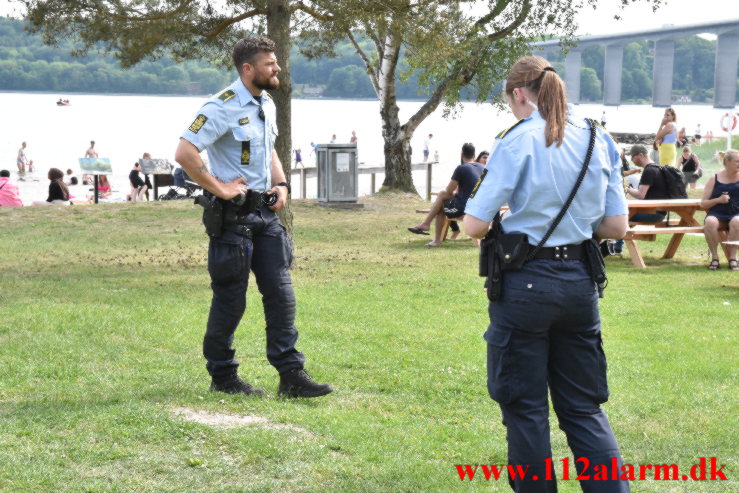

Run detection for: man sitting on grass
[[408, 143, 483, 247]]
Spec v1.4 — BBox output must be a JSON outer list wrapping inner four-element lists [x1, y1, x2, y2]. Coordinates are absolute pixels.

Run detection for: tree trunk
[[379, 94, 417, 194], [267, 0, 293, 230]]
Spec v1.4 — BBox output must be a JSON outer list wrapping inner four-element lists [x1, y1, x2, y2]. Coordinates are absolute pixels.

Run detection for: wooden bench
[[624, 226, 705, 268]]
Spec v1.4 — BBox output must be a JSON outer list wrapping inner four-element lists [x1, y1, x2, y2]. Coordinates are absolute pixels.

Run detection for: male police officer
[[175, 37, 332, 398]]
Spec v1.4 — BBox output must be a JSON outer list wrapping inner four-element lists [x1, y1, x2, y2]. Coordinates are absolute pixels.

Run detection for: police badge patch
[[188, 114, 208, 133], [241, 141, 251, 165], [239, 117, 250, 125], [218, 90, 236, 102]]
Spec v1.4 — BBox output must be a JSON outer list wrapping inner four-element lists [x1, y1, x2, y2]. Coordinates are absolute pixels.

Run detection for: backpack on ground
[[648, 164, 688, 199]]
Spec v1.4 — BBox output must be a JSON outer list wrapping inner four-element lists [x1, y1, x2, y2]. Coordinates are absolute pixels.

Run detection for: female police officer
[[464, 57, 629, 492]]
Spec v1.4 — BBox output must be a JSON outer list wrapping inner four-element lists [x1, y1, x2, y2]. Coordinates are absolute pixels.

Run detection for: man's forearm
[[175, 139, 225, 196], [271, 150, 286, 184]]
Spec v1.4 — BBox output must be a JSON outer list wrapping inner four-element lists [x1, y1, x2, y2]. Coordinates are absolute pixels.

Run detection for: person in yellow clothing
[[655, 107, 678, 166]]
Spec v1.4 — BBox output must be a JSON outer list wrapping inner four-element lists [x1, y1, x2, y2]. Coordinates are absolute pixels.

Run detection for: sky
[[572, 0, 733, 37], [0, 0, 735, 37]]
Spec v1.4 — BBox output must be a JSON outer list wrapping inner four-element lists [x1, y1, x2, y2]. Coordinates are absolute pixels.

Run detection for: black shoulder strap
[[526, 118, 598, 261]]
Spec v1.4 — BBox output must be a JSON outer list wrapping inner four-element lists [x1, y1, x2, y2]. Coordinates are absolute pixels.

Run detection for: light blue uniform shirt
[[181, 79, 277, 192], [465, 107, 627, 247]]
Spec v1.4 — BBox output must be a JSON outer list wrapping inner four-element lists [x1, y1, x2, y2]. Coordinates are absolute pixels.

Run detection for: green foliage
[[324, 64, 374, 98], [550, 36, 720, 103], [620, 41, 653, 101], [580, 66, 602, 101], [0, 16, 425, 98], [0, 17, 233, 94]]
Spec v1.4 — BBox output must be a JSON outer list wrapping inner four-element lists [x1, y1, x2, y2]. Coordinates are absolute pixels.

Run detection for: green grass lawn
[[0, 196, 736, 492]]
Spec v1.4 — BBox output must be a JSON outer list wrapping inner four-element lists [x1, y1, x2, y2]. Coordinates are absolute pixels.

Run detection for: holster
[[583, 237, 608, 298], [194, 194, 223, 238], [479, 219, 503, 302]]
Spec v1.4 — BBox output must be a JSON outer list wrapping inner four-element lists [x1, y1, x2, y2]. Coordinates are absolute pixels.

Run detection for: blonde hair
[[505, 56, 567, 147], [665, 107, 677, 122], [716, 149, 739, 165]]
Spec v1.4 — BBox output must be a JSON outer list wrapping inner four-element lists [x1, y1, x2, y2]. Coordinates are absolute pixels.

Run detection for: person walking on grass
[[175, 36, 332, 398], [464, 56, 630, 492]]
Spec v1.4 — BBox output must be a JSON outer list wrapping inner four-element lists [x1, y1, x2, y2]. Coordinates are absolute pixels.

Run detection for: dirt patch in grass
[[172, 407, 313, 435]]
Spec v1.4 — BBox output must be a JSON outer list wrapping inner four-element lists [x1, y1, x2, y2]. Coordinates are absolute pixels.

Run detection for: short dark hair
[[0, 169, 10, 177], [232, 37, 276, 74], [48, 168, 64, 181], [462, 143, 476, 160]]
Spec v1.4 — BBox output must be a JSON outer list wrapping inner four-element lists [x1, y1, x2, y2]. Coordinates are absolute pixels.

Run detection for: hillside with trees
[[0, 16, 723, 103]]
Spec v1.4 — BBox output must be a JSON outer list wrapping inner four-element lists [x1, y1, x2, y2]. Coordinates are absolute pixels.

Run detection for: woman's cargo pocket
[[208, 235, 248, 284], [486, 328, 518, 404]]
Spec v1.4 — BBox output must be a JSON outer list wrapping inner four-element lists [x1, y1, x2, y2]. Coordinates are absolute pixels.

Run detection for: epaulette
[[495, 119, 526, 139], [263, 92, 272, 100], [588, 118, 614, 141], [217, 89, 237, 103], [468, 168, 488, 200]]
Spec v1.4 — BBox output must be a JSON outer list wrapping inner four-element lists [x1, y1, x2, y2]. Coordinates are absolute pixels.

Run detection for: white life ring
[[721, 112, 737, 132]]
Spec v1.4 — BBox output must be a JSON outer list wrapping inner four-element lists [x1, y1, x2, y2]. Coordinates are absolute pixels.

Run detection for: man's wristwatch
[[276, 181, 291, 195]]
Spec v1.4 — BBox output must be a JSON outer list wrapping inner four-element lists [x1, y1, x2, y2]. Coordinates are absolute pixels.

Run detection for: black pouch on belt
[[194, 194, 223, 237], [496, 233, 529, 271], [479, 214, 504, 302], [583, 236, 608, 298]]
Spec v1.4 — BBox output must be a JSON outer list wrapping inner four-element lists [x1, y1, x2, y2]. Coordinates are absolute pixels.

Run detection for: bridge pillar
[[564, 49, 582, 104], [652, 39, 675, 107], [714, 32, 739, 109], [603, 44, 624, 106]]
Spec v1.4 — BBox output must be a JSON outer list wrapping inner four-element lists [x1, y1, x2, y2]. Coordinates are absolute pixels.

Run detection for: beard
[[254, 72, 280, 91]]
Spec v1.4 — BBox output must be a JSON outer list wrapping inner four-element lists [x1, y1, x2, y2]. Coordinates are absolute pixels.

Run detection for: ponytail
[[505, 56, 568, 147], [717, 149, 739, 165]]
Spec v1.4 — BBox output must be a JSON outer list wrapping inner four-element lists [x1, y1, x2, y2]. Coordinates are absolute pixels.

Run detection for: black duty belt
[[222, 223, 253, 238], [529, 243, 585, 260]]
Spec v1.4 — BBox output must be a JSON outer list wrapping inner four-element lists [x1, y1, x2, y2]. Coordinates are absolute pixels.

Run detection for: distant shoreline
[[0, 89, 725, 106]]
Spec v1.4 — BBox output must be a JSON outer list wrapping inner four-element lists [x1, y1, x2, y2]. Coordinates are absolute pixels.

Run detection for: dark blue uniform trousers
[[486, 259, 629, 493], [204, 207, 305, 378]]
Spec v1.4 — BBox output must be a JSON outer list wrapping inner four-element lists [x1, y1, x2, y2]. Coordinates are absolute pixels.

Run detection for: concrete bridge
[[534, 20, 739, 108]]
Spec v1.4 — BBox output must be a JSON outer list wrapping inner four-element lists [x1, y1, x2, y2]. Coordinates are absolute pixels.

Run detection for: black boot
[[278, 369, 333, 398], [210, 374, 265, 396]]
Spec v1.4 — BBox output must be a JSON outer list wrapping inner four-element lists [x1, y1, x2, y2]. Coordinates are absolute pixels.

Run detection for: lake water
[[0, 90, 731, 204]]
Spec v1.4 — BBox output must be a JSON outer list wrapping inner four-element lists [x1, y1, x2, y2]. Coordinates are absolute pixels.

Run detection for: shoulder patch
[[468, 168, 488, 200], [188, 114, 208, 134], [589, 118, 615, 141], [218, 90, 236, 103], [495, 119, 525, 140], [239, 117, 250, 126]]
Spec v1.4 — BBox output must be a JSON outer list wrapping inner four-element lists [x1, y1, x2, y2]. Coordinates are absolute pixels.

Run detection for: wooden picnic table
[[624, 199, 705, 268]]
